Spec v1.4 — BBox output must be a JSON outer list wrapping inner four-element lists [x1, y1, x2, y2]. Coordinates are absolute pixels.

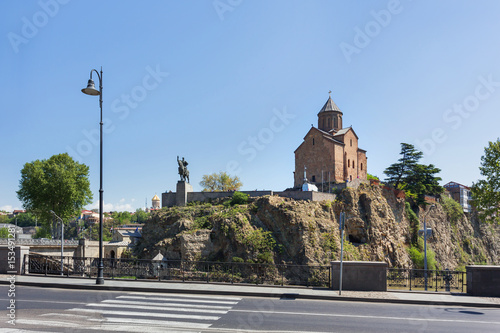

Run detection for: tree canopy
[[16, 153, 93, 226], [384, 143, 442, 205], [471, 139, 500, 223], [200, 172, 242, 192]]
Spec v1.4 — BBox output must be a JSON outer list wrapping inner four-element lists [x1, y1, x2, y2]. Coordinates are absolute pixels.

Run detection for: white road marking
[[86, 302, 228, 314], [118, 295, 239, 304], [70, 307, 220, 321], [125, 292, 242, 301], [229, 309, 500, 325], [14, 318, 203, 332], [102, 298, 233, 309]]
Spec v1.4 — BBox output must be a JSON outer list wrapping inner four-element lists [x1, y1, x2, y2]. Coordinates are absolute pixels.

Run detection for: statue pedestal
[[176, 181, 193, 206]]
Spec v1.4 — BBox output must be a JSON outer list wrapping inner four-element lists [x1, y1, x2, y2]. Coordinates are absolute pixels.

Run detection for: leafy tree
[[0, 215, 8, 224], [111, 211, 132, 225], [200, 172, 242, 192], [384, 143, 443, 205], [33, 226, 52, 239], [384, 143, 423, 189], [471, 139, 500, 223], [0, 228, 9, 238], [405, 164, 443, 204], [134, 209, 149, 223], [367, 174, 379, 181], [17, 153, 92, 231], [9, 212, 37, 227]]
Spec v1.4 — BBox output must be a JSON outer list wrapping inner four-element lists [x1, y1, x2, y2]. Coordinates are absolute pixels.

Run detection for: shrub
[[440, 194, 463, 224], [408, 244, 436, 270], [405, 202, 419, 246], [0, 227, 9, 238], [230, 191, 249, 206], [231, 256, 244, 263]]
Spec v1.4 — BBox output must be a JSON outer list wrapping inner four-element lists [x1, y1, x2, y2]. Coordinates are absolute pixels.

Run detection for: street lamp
[[423, 204, 436, 291], [81, 67, 104, 285], [49, 210, 64, 276]]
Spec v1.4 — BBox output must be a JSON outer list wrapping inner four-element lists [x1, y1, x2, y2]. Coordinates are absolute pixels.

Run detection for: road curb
[[2, 279, 500, 308]]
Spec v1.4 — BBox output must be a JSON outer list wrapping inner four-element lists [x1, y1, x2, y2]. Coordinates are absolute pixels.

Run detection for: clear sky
[[2, 0, 500, 212]]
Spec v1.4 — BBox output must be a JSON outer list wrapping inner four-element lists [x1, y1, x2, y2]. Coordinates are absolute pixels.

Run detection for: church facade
[[294, 95, 367, 187]]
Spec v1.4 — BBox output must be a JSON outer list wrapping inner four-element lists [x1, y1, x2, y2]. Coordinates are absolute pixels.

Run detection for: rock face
[[137, 184, 499, 269]]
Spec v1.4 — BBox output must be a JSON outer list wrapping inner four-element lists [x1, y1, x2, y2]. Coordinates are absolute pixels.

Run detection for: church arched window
[[361, 163, 363, 171], [348, 159, 350, 168], [353, 161, 355, 169], [334, 117, 338, 129]]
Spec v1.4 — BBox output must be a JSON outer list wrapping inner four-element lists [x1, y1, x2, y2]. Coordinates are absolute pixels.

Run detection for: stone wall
[[163, 188, 336, 208], [331, 261, 387, 291]]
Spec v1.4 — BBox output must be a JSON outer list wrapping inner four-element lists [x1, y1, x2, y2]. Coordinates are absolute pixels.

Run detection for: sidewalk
[[2, 274, 500, 308]]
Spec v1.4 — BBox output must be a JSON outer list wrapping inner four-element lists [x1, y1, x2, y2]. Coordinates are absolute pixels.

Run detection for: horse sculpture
[[177, 156, 190, 183]]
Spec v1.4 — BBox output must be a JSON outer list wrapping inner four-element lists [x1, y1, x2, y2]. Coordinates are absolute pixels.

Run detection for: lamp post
[[423, 204, 436, 291], [81, 67, 104, 285], [49, 210, 64, 276]]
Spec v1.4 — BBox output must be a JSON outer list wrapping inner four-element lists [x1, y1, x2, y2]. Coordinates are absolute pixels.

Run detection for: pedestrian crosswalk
[[14, 292, 242, 332]]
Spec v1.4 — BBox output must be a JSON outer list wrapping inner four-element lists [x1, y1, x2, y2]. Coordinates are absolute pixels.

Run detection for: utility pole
[[339, 212, 345, 295]]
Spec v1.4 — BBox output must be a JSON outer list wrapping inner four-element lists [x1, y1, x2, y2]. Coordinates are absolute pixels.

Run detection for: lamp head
[[81, 79, 100, 96]]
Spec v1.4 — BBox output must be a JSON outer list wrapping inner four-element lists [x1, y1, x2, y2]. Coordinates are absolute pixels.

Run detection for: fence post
[[409, 269, 412, 291], [231, 262, 234, 284], [67, 256, 70, 277], [45, 257, 47, 276], [435, 270, 438, 292], [281, 264, 284, 286], [182, 260, 185, 282], [206, 262, 209, 283]]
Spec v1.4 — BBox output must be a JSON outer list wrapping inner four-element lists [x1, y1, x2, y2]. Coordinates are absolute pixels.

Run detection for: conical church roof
[[318, 96, 342, 113]]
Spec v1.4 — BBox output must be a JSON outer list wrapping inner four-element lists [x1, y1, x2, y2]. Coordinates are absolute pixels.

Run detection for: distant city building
[[294, 94, 367, 188], [444, 181, 472, 213]]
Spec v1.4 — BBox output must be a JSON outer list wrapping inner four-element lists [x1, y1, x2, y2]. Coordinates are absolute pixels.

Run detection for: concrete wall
[[0, 246, 30, 274], [331, 261, 387, 291], [467, 265, 500, 296], [163, 187, 337, 208]]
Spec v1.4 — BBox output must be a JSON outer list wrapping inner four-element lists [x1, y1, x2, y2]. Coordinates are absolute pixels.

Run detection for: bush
[[408, 244, 437, 270], [231, 256, 244, 263], [230, 191, 249, 206], [440, 194, 463, 224], [0, 227, 9, 238], [405, 202, 419, 246]]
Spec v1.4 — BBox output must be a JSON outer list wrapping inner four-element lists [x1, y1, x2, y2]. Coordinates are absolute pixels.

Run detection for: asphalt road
[[0, 285, 499, 332]]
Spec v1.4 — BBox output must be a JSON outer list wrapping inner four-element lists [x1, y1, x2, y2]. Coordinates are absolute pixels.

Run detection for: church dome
[[152, 194, 160, 201]]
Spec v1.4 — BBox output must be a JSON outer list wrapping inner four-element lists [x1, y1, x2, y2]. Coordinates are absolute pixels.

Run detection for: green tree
[[134, 209, 149, 223], [200, 172, 242, 192], [384, 143, 423, 189], [9, 212, 37, 227], [0, 228, 9, 238], [405, 164, 443, 204], [471, 139, 500, 223], [384, 143, 443, 205], [16, 153, 93, 231], [111, 211, 132, 225]]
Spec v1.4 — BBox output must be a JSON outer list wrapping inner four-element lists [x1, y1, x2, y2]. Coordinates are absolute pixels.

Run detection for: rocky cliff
[[137, 184, 499, 269]]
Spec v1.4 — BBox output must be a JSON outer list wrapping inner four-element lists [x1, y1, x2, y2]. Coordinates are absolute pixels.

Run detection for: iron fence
[[24, 254, 331, 288], [387, 268, 466, 292]]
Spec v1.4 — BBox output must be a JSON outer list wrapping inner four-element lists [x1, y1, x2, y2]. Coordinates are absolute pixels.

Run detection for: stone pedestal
[[331, 261, 387, 291], [0, 245, 30, 274], [467, 265, 500, 296], [176, 181, 193, 206]]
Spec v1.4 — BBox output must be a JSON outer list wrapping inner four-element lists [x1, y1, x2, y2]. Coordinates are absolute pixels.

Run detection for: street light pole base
[[96, 277, 105, 285]]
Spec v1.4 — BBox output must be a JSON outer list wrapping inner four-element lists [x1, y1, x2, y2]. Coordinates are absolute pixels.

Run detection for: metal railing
[[24, 254, 331, 288], [0, 238, 79, 246], [387, 268, 466, 293]]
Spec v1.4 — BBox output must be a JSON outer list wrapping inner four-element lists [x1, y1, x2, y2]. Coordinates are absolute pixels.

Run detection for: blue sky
[[2, 0, 500, 212]]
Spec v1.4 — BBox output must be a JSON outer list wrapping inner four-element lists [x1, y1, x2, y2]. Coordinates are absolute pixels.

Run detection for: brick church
[[294, 94, 367, 188]]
